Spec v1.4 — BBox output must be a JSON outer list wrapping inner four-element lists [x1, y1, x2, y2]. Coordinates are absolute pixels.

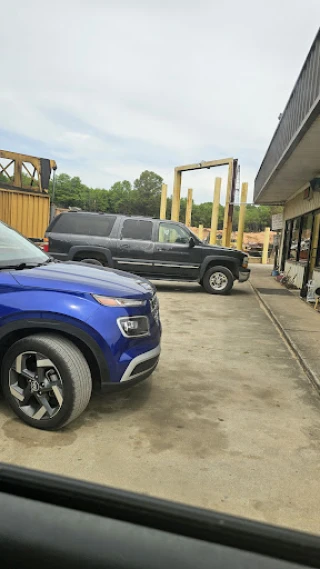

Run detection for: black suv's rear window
[[50, 214, 115, 237]]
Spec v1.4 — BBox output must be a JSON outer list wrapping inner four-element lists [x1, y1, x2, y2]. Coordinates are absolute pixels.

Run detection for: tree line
[[0, 169, 281, 232]]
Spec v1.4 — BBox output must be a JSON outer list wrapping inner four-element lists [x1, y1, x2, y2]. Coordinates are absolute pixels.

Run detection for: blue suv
[[0, 222, 161, 430]]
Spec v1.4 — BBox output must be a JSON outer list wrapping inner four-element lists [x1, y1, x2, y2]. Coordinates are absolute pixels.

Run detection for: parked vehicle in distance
[[0, 222, 161, 430], [45, 212, 250, 294]]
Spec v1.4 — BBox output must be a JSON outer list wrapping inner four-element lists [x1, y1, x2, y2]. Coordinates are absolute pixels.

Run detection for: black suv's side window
[[158, 222, 190, 244], [121, 219, 152, 241], [51, 214, 115, 237]]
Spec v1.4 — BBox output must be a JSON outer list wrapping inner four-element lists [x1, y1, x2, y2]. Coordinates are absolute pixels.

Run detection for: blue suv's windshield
[[0, 222, 49, 268]]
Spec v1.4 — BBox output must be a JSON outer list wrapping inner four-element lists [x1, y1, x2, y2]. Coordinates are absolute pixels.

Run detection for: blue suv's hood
[[11, 262, 155, 299]]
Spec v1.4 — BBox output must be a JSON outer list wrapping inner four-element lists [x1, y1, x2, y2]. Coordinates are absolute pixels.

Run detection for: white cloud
[[1, 0, 320, 204]]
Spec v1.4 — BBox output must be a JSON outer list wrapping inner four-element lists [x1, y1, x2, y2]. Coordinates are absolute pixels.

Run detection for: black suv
[[45, 212, 250, 294]]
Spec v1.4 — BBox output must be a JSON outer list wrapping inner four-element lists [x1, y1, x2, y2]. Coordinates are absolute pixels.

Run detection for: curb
[[250, 281, 320, 396]]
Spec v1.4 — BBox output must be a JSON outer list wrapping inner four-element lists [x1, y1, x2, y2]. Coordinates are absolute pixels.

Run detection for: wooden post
[[222, 161, 233, 247], [210, 177, 221, 245], [262, 227, 271, 264], [185, 188, 193, 227], [14, 155, 22, 188], [160, 183, 167, 219], [198, 224, 204, 240], [236, 182, 248, 250], [171, 169, 182, 221]]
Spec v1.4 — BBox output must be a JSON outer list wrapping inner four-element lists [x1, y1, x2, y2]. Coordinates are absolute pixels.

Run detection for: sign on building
[[271, 213, 283, 231]]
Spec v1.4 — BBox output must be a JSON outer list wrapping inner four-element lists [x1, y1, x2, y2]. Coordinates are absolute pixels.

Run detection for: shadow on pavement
[[68, 376, 154, 431]]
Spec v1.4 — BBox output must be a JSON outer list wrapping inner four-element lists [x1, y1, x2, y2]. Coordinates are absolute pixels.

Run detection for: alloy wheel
[[9, 351, 64, 421], [209, 272, 229, 291]]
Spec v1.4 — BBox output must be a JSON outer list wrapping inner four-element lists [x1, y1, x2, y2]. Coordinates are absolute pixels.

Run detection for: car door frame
[[2, 464, 319, 569], [152, 220, 201, 280], [113, 217, 155, 277]]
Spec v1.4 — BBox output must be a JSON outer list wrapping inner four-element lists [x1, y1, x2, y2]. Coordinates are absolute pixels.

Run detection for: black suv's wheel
[[1, 334, 92, 431], [202, 266, 234, 295]]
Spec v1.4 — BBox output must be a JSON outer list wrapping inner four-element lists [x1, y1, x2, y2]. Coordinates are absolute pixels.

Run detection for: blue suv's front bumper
[[117, 344, 160, 386], [86, 293, 161, 391]]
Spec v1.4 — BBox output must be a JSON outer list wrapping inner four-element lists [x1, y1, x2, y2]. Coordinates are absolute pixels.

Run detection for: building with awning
[[254, 29, 320, 290]]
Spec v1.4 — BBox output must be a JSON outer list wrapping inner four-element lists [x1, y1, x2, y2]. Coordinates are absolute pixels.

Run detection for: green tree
[[191, 202, 224, 228], [90, 188, 109, 212], [133, 170, 163, 217], [166, 197, 172, 219], [108, 180, 133, 214], [232, 206, 239, 230], [0, 173, 9, 184], [178, 198, 187, 223], [243, 205, 273, 232]]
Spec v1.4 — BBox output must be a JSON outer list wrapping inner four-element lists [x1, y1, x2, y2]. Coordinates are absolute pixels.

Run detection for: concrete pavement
[[250, 264, 320, 394], [1, 276, 320, 534]]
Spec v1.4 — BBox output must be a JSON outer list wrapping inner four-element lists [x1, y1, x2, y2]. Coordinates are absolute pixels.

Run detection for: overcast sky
[[1, 1, 320, 204]]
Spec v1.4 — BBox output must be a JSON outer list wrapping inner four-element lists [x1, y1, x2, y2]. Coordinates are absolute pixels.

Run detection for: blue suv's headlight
[[92, 295, 147, 308], [117, 316, 150, 338]]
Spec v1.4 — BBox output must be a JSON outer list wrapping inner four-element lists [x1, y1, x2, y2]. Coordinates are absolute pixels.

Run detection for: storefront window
[[283, 220, 292, 262], [289, 218, 300, 261], [299, 214, 312, 263], [283, 213, 315, 266]]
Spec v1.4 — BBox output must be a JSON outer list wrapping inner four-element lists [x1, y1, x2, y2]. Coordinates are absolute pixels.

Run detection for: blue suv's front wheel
[[1, 334, 92, 430]]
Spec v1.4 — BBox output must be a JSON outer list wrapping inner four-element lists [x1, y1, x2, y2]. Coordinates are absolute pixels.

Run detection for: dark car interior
[[0, 463, 319, 569]]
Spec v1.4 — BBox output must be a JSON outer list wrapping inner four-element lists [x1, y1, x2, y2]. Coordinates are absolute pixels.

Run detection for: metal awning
[[254, 29, 320, 205]]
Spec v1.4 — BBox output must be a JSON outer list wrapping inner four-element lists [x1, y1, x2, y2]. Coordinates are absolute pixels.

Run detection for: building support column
[[262, 227, 271, 264]]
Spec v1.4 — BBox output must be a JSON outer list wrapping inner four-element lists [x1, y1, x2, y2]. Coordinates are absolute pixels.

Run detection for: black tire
[[1, 334, 92, 430], [80, 258, 103, 266], [202, 266, 234, 295]]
